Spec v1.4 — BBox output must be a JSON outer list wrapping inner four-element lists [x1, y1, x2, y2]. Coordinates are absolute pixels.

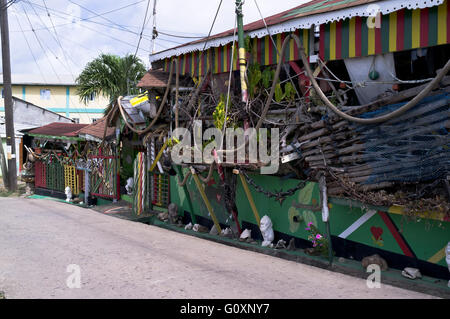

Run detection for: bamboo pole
[[191, 167, 222, 233], [234, 169, 261, 227]]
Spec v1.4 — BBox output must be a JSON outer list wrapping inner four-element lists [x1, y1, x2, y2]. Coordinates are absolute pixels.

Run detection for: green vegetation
[[76, 53, 147, 115]]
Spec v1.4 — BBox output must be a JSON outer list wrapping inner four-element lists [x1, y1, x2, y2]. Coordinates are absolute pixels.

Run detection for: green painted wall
[[170, 166, 450, 269]]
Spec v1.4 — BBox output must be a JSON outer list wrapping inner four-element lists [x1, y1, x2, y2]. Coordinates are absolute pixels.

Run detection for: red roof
[[27, 122, 88, 137], [77, 117, 116, 140], [137, 69, 172, 88]]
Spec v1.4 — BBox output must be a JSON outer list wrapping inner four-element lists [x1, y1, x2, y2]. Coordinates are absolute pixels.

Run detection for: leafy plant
[[244, 36, 252, 52], [247, 63, 262, 99], [261, 68, 274, 88], [284, 82, 296, 101], [274, 82, 284, 102], [213, 94, 230, 130], [305, 222, 329, 257]]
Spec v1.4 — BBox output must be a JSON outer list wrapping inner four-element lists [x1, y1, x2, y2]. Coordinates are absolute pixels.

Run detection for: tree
[[76, 54, 147, 115]]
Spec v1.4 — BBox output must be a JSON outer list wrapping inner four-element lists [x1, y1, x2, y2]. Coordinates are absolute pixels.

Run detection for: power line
[[18, 4, 92, 122], [20, 2, 62, 83], [16, 0, 154, 41], [23, 1, 74, 76], [29, 0, 78, 79], [18, 3, 94, 122], [23, 0, 152, 53], [12, 9, 47, 83], [66, 0, 153, 42], [156, 30, 204, 39], [134, 0, 151, 58], [24, 3, 152, 54]]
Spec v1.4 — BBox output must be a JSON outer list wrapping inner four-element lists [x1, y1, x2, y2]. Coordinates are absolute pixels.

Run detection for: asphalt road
[[0, 197, 436, 299]]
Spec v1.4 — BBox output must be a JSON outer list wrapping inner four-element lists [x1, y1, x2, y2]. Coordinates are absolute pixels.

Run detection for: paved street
[[0, 197, 436, 299]]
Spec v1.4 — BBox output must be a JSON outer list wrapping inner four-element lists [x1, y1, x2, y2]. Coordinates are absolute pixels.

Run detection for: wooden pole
[[234, 169, 261, 227], [191, 167, 222, 233], [0, 0, 17, 191]]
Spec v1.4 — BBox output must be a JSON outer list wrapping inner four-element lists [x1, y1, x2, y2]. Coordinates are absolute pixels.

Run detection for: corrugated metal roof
[[27, 122, 88, 137]]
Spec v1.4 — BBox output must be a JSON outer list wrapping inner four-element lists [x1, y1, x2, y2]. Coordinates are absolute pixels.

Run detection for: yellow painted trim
[[349, 17, 356, 58], [289, 37, 295, 61], [438, 1, 447, 45], [389, 11, 397, 52], [387, 205, 447, 222], [368, 24, 375, 55], [303, 28, 309, 55], [412, 9, 421, 49], [276, 33, 282, 62], [428, 246, 447, 264], [329, 22, 336, 60]]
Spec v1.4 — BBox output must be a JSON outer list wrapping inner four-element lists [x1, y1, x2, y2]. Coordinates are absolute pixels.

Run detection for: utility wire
[[26, 2, 152, 54], [156, 30, 204, 39], [20, 2, 62, 83], [134, 0, 151, 58], [25, 0, 152, 53], [12, 9, 47, 83], [42, 0, 77, 74], [17, 4, 94, 121], [27, 0, 77, 80], [20, 0, 155, 42], [23, 1, 74, 76], [66, 0, 154, 42]]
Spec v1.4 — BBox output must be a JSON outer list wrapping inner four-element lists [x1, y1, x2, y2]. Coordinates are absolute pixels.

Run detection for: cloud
[[5, 0, 306, 79]]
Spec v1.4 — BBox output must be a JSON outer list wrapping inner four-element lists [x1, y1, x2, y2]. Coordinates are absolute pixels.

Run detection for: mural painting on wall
[[187, 174, 230, 224], [370, 226, 384, 247], [288, 182, 318, 233]]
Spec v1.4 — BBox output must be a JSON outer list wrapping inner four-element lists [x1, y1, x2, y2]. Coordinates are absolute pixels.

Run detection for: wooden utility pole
[[1, 0, 17, 191]]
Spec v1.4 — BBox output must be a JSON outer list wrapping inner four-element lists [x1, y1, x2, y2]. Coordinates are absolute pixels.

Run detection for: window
[[92, 118, 98, 123], [40, 89, 51, 100], [72, 118, 80, 124], [89, 92, 95, 101]]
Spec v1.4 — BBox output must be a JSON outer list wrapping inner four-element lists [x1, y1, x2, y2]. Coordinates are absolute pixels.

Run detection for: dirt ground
[[0, 197, 437, 299]]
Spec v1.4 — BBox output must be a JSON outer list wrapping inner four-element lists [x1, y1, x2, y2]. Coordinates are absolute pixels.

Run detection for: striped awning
[[319, 0, 450, 60], [161, 29, 310, 77]]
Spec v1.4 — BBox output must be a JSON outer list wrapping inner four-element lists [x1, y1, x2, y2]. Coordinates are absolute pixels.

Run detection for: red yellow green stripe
[[320, 0, 449, 61]]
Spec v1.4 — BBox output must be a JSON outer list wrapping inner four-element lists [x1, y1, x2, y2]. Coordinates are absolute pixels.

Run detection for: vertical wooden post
[[234, 169, 260, 227], [191, 167, 222, 233]]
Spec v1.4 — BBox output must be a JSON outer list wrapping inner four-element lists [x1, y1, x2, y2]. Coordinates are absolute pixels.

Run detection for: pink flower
[[316, 234, 322, 240], [307, 222, 313, 227]]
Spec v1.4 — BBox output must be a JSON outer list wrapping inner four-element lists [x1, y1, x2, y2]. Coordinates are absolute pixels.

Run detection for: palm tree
[[76, 54, 147, 115]]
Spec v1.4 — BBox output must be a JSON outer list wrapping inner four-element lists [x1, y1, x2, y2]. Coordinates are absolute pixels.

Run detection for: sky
[[3, 0, 306, 82]]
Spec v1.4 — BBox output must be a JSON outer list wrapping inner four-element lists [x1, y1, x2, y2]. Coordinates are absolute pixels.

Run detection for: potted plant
[[304, 222, 329, 257]]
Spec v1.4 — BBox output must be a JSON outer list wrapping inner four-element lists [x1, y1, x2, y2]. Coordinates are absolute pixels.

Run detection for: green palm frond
[[76, 53, 147, 115]]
